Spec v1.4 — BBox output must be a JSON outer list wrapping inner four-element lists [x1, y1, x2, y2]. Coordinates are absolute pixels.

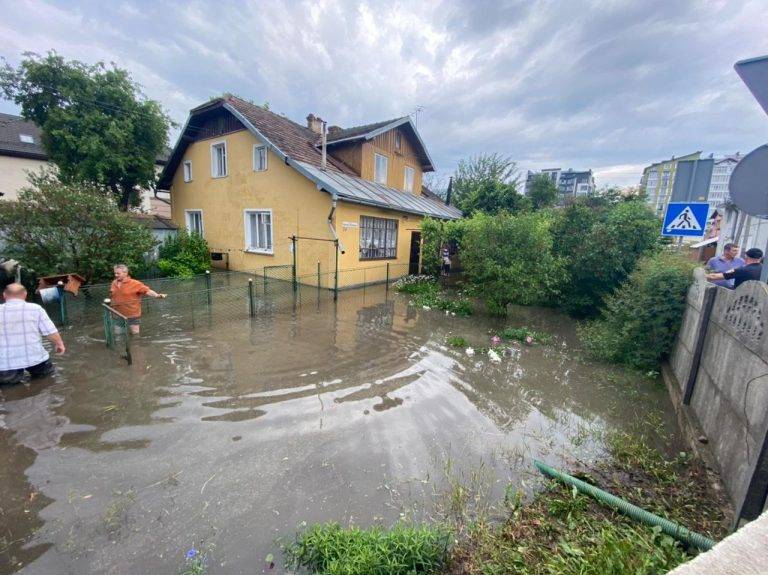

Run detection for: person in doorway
[[706, 248, 763, 289], [706, 243, 745, 288], [0, 283, 65, 385], [442, 248, 451, 277], [109, 264, 166, 334]]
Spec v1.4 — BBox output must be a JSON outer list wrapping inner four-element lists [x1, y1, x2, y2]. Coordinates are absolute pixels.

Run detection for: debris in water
[[488, 349, 502, 363], [491, 335, 501, 345], [465, 347, 475, 356]]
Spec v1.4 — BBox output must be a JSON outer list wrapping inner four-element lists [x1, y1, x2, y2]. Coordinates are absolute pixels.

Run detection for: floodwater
[[0, 283, 678, 574]]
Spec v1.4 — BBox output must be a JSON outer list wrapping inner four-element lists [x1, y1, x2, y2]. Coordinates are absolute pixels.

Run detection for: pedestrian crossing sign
[[662, 202, 709, 237]]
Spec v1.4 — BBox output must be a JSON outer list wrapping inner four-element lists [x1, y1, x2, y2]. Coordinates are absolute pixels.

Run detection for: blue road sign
[[662, 202, 709, 237]]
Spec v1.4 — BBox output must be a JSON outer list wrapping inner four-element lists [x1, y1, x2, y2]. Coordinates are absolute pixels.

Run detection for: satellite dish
[[729, 144, 768, 218]]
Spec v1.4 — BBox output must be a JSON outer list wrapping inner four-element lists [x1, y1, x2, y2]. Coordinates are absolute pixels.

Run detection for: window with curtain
[[245, 210, 273, 252], [183, 160, 192, 182], [253, 145, 267, 171], [211, 142, 227, 177], [359, 216, 397, 260], [374, 153, 388, 185], [404, 166, 415, 192], [186, 210, 203, 235]]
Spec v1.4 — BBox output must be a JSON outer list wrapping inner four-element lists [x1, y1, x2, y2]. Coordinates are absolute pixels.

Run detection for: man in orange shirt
[[109, 264, 166, 334]]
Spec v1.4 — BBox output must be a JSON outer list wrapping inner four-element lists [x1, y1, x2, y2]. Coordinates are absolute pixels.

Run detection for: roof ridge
[[225, 95, 318, 139]]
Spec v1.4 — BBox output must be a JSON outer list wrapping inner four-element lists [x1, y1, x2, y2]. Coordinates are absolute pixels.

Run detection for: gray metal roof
[[294, 161, 462, 220]]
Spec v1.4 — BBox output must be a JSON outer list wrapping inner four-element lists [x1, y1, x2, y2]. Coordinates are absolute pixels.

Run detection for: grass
[[447, 336, 468, 348], [284, 522, 451, 574], [394, 275, 473, 316], [447, 430, 729, 575]]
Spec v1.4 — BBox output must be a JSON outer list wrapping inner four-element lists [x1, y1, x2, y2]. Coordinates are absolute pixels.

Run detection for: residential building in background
[[159, 95, 460, 284], [640, 151, 701, 216], [706, 153, 742, 210], [0, 112, 170, 214], [524, 167, 595, 196]]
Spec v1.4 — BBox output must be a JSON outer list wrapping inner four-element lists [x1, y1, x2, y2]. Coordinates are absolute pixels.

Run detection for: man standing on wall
[[706, 248, 763, 289], [705, 243, 745, 288], [0, 283, 65, 385], [109, 264, 167, 335]]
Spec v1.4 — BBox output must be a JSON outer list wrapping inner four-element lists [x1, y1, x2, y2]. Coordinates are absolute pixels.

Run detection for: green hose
[[533, 460, 716, 552]]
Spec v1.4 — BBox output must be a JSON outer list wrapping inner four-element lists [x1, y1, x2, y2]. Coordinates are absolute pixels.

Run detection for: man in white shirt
[[0, 283, 65, 385]]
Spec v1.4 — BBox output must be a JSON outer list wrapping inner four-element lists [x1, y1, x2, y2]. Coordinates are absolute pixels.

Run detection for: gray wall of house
[[670, 268, 768, 521]]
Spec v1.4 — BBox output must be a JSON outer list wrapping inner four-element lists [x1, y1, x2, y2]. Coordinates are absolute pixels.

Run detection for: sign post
[[661, 202, 709, 239]]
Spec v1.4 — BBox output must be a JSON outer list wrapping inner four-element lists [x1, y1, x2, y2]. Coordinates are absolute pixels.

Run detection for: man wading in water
[[109, 264, 167, 334]]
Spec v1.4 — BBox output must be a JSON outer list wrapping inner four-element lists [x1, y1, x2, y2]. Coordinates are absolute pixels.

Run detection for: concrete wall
[[670, 270, 768, 520]]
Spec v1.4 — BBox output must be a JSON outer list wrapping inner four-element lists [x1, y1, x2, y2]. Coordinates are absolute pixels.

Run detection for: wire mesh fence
[[45, 262, 417, 364]]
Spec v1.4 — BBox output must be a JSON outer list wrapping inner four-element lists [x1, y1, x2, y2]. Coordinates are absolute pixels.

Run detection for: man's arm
[[706, 272, 725, 281], [46, 332, 65, 354], [145, 289, 166, 299]]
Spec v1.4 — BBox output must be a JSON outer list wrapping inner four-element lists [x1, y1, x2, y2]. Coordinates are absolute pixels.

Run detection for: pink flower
[[491, 335, 501, 345], [525, 335, 533, 345]]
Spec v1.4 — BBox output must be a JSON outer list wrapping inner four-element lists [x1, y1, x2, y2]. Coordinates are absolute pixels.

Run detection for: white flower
[[488, 349, 502, 363], [422, 306, 431, 310], [465, 347, 475, 356]]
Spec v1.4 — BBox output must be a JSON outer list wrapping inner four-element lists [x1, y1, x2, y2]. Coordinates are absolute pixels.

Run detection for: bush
[[460, 211, 566, 315], [394, 275, 473, 315], [553, 199, 661, 317], [580, 251, 694, 370], [420, 218, 465, 277], [156, 230, 210, 278], [285, 522, 450, 575], [0, 170, 156, 282]]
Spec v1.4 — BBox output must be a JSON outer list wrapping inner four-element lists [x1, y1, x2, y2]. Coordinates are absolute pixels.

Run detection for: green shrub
[[420, 218, 466, 277], [460, 211, 566, 315], [156, 230, 210, 278], [395, 275, 473, 315], [447, 336, 468, 347], [284, 522, 450, 574], [580, 251, 694, 370], [552, 199, 661, 317], [499, 327, 551, 344]]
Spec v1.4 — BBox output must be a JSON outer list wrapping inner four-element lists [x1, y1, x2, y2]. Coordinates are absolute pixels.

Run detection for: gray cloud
[[1, 0, 766, 187]]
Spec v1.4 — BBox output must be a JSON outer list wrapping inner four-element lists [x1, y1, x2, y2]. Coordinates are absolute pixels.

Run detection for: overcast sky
[[1, 0, 767, 188]]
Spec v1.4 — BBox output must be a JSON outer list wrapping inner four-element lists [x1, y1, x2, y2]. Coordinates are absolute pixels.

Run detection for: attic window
[[19, 134, 34, 144], [394, 132, 402, 150]]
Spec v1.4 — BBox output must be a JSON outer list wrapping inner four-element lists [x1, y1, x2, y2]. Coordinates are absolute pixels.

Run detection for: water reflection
[[0, 284, 676, 574]]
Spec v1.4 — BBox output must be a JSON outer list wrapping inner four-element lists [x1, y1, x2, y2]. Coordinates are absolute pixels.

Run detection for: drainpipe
[[321, 121, 327, 171], [327, 195, 345, 254]]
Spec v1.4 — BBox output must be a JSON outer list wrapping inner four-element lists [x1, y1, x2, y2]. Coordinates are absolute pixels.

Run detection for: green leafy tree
[[460, 211, 566, 314], [420, 217, 466, 276], [0, 170, 156, 282], [452, 154, 529, 215], [0, 52, 170, 209], [157, 230, 211, 278], [553, 199, 661, 317], [581, 251, 694, 370], [528, 173, 559, 210]]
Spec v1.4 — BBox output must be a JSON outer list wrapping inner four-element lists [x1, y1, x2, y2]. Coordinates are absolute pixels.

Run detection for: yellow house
[[158, 96, 460, 287]]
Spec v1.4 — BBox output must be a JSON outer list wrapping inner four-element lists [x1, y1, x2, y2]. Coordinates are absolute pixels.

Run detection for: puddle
[[0, 284, 677, 574]]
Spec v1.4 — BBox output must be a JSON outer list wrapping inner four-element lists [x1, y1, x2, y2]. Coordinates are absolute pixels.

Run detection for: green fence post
[[205, 270, 212, 307], [334, 240, 339, 302], [291, 236, 298, 293], [123, 317, 133, 365], [317, 261, 321, 292], [103, 298, 113, 348], [57, 281, 68, 325], [263, 267, 268, 291], [248, 278, 255, 317], [386, 262, 390, 290]]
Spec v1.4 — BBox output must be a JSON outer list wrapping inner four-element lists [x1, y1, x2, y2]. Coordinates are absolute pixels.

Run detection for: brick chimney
[[306, 114, 324, 135]]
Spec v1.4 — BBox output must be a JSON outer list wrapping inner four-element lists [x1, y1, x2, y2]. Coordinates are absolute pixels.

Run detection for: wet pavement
[[0, 284, 678, 574]]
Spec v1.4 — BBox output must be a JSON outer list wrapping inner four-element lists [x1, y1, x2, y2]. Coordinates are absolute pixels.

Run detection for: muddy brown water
[[0, 284, 678, 574]]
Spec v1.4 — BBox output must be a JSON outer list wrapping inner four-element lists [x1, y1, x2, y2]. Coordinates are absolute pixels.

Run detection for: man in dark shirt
[[706, 248, 763, 289]]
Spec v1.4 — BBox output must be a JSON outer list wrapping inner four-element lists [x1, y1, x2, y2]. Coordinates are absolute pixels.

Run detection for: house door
[[408, 232, 421, 275]]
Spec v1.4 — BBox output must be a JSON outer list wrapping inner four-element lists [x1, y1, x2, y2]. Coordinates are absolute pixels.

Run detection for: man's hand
[[157, 293, 167, 299], [47, 332, 65, 355], [55, 341, 66, 355]]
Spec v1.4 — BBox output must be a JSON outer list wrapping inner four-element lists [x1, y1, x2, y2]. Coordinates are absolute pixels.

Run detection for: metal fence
[[47, 263, 411, 363]]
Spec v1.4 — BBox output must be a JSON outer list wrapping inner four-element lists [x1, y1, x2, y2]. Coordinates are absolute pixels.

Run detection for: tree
[[0, 170, 156, 282], [0, 52, 170, 209], [451, 154, 528, 215], [528, 173, 559, 210]]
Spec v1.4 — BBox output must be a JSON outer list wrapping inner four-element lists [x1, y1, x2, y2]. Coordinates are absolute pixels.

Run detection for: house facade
[[640, 151, 702, 217], [158, 96, 460, 286], [524, 167, 595, 197]]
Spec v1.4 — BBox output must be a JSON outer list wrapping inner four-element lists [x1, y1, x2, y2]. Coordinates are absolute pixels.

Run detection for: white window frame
[[183, 160, 193, 182], [185, 209, 204, 236], [243, 209, 274, 254], [210, 140, 228, 178], [374, 153, 388, 185], [19, 134, 35, 144], [404, 166, 415, 192], [253, 145, 268, 172]]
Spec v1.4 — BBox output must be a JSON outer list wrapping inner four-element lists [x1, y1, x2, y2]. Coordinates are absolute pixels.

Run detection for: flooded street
[[0, 284, 678, 574]]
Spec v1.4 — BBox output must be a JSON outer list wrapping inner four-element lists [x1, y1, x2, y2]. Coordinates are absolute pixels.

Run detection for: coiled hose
[[534, 459, 716, 551]]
